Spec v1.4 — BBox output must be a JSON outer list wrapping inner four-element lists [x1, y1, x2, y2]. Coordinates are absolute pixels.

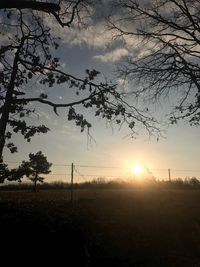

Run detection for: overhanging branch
[[15, 96, 94, 115], [0, 1, 60, 12], [1, 0, 84, 28]]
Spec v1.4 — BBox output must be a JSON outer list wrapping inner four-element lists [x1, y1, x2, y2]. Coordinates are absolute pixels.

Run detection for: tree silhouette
[[0, 161, 9, 183], [0, 0, 160, 162], [15, 151, 52, 191], [110, 0, 200, 126]]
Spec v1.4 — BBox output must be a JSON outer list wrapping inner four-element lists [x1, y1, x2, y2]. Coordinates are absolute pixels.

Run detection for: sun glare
[[132, 164, 142, 175]]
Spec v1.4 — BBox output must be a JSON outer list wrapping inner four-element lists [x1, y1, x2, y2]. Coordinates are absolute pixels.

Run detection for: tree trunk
[[0, 39, 24, 161], [33, 172, 38, 192]]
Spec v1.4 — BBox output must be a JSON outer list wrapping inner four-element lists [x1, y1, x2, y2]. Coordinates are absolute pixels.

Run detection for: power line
[[171, 169, 200, 172], [3, 160, 200, 173], [76, 165, 123, 169], [4, 161, 71, 167], [75, 174, 130, 179], [53, 164, 71, 167], [45, 173, 70, 176]]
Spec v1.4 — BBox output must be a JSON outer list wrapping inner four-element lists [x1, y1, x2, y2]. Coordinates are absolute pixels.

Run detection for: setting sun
[[131, 164, 142, 175]]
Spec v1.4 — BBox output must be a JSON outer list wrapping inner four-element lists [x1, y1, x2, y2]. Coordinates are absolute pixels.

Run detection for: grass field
[[1, 188, 200, 266]]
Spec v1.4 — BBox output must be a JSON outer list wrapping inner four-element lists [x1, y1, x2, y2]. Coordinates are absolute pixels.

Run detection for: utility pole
[[71, 163, 74, 203], [168, 168, 171, 182]]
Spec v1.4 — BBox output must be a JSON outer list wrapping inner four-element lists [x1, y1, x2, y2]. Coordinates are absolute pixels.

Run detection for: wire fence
[[4, 160, 200, 183]]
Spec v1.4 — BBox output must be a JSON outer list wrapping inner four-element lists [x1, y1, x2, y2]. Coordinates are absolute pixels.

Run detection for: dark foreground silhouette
[[1, 216, 89, 266]]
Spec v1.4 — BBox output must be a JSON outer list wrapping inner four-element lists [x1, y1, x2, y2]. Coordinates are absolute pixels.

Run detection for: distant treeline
[[1, 177, 200, 190]]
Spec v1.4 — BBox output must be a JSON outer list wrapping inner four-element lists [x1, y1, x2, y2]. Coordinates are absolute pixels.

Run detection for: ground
[[1, 188, 200, 266]]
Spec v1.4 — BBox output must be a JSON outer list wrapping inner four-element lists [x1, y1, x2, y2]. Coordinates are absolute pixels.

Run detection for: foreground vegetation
[[1, 176, 200, 191], [1, 187, 200, 266]]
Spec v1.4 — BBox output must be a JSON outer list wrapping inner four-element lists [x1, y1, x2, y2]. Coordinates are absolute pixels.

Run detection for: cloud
[[53, 23, 113, 48], [36, 110, 51, 121], [61, 24, 113, 49], [117, 78, 135, 93], [38, 4, 157, 66], [94, 48, 129, 62], [40, 4, 114, 49], [58, 125, 82, 141]]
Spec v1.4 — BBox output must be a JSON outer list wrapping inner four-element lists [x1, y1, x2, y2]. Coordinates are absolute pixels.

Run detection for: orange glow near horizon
[[121, 158, 155, 179], [131, 164, 143, 176]]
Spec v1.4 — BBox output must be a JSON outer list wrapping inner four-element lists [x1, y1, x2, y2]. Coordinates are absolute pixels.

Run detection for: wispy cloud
[[94, 48, 129, 62], [62, 24, 113, 49], [41, 7, 113, 49]]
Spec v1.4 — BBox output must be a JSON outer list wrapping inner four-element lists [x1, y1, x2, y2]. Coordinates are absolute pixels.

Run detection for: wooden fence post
[[71, 163, 74, 203], [168, 168, 171, 182]]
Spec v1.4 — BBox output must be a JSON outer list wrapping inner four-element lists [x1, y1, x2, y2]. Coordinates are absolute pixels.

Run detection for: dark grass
[[1, 188, 200, 266]]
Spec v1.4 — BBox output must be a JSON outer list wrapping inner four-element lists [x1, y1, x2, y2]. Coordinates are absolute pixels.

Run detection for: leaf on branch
[[6, 143, 17, 153], [39, 93, 48, 99], [28, 72, 33, 79]]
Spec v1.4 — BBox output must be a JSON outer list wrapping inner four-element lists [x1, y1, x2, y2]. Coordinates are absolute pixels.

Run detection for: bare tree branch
[[15, 95, 96, 116], [111, 0, 200, 125]]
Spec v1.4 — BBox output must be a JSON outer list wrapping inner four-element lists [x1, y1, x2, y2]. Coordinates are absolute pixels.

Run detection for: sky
[[3, 1, 200, 183]]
